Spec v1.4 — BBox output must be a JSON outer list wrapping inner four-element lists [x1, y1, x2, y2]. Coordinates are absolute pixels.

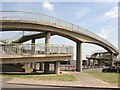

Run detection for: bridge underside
[[1, 54, 73, 74], [1, 54, 73, 64]]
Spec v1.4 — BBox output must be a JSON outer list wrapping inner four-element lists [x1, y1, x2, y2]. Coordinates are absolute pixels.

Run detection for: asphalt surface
[[1, 78, 119, 90]]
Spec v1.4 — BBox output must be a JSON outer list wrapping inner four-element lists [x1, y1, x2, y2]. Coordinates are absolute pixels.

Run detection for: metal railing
[[91, 50, 107, 55], [86, 55, 117, 61], [86, 55, 111, 60], [0, 11, 118, 53], [1, 43, 73, 55], [0, 31, 41, 43]]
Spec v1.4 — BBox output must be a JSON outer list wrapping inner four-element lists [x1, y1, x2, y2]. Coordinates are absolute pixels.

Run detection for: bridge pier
[[32, 62, 36, 69], [93, 60, 95, 68], [76, 42, 82, 72], [54, 61, 60, 74], [87, 59, 90, 68], [29, 63, 33, 68], [39, 62, 44, 71], [45, 32, 51, 54], [44, 32, 51, 74], [31, 38, 35, 54], [110, 53, 114, 66], [97, 60, 100, 67], [44, 62, 50, 74]]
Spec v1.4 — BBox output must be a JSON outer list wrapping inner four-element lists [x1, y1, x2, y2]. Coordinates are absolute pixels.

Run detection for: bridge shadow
[[1, 71, 56, 75]]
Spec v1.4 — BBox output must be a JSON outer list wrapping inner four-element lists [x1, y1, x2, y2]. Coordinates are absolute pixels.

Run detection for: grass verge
[[87, 72, 119, 86], [0, 74, 77, 81]]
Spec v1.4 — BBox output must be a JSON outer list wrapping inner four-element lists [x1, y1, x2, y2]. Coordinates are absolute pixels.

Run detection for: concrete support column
[[44, 62, 49, 74], [32, 62, 36, 69], [97, 60, 100, 67], [39, 62, 44, 71], [26, 63, 29, 67], [93, 60, 95, 68], [76, 42, 82, 72], [43, 32, 51, 73], [87, 59, 90, 68], [54, 61, 60, 74], [45, 32, 51, 54], [29, 63, 33, 68], [31, 38, 35, 54], [110, 53, 114, 66], [99, 60, 102, 67]]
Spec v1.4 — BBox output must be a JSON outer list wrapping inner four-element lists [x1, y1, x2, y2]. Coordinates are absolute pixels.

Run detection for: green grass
[[87, 72, 119, 86], [0, 74, 77, 81]]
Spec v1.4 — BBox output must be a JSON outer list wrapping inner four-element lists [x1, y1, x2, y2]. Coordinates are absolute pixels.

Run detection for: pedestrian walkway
[[71, 72, 115, 88], [3, 72, 118, 88]]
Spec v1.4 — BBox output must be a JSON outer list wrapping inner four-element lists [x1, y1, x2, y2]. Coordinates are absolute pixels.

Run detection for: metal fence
[[0, 11, 118, 52], [86, 55, 117, 60], [1, 43, 73, 55]]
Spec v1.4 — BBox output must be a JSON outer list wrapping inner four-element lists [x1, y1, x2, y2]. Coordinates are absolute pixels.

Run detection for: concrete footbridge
[[86, 50, 118, 68], [0, 11, 119, 73]]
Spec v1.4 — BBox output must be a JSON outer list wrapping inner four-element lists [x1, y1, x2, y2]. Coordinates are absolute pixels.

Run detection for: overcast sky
[[0, 1, 119, 59]]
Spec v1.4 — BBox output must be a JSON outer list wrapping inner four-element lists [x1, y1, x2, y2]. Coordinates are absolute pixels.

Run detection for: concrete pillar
[[110, 53, 114, 66], [42, 32, 51, 73], [45, 32, 51, 54], [93, 60, 95, 68], [97, 60, 100, 67], [32, 62, 36, 69], [26, 63, 29, 67], [44, 62, 49, 74], [87, 59, 90, 68], [39, 62, 44, 71], [43, 32, 51, 73], [31, 38, 35, 54], [29, 63, 33, 68], [54, 61, 60, 74], [76, 42, 82, 72]]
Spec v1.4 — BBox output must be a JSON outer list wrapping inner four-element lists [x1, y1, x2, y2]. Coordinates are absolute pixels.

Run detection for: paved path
[[1, 78, 56, 88], [71, 72, 114, 88], [1, 78, 119, 90], [2, 72, 118, 88]]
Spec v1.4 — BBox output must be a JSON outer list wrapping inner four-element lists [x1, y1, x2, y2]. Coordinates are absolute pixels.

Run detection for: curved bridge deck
[[0, 11, 118, 54]]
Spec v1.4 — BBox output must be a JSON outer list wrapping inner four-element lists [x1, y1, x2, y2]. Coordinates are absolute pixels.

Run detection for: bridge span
[[0, 11, 119, 73]]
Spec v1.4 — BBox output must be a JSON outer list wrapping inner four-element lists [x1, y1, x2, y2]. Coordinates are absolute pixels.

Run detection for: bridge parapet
[[1, 43, 73, 56]]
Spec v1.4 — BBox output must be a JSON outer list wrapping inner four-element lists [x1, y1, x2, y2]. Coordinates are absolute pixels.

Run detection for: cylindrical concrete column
[[31, 38, 35, 54], [26, 63, 29, 67], [45, 32, 51, 54], [43, 32, 51, 73], [32, 62, 36, 69], [87, 59, 90, 68], [110, 53, 114, 66], [54, 61, 60, 74], [44, 62, 49, 73], [44, 62, 49, 74], [76, 42, 82, 72], [93, 60, 95, 68], [39, 62, 44, 71], [98, 60, 101, 67], [29, 63, 33, 68]]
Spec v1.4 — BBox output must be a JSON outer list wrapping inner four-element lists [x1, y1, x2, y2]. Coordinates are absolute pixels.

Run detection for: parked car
[[102, 66, 120, 73]]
